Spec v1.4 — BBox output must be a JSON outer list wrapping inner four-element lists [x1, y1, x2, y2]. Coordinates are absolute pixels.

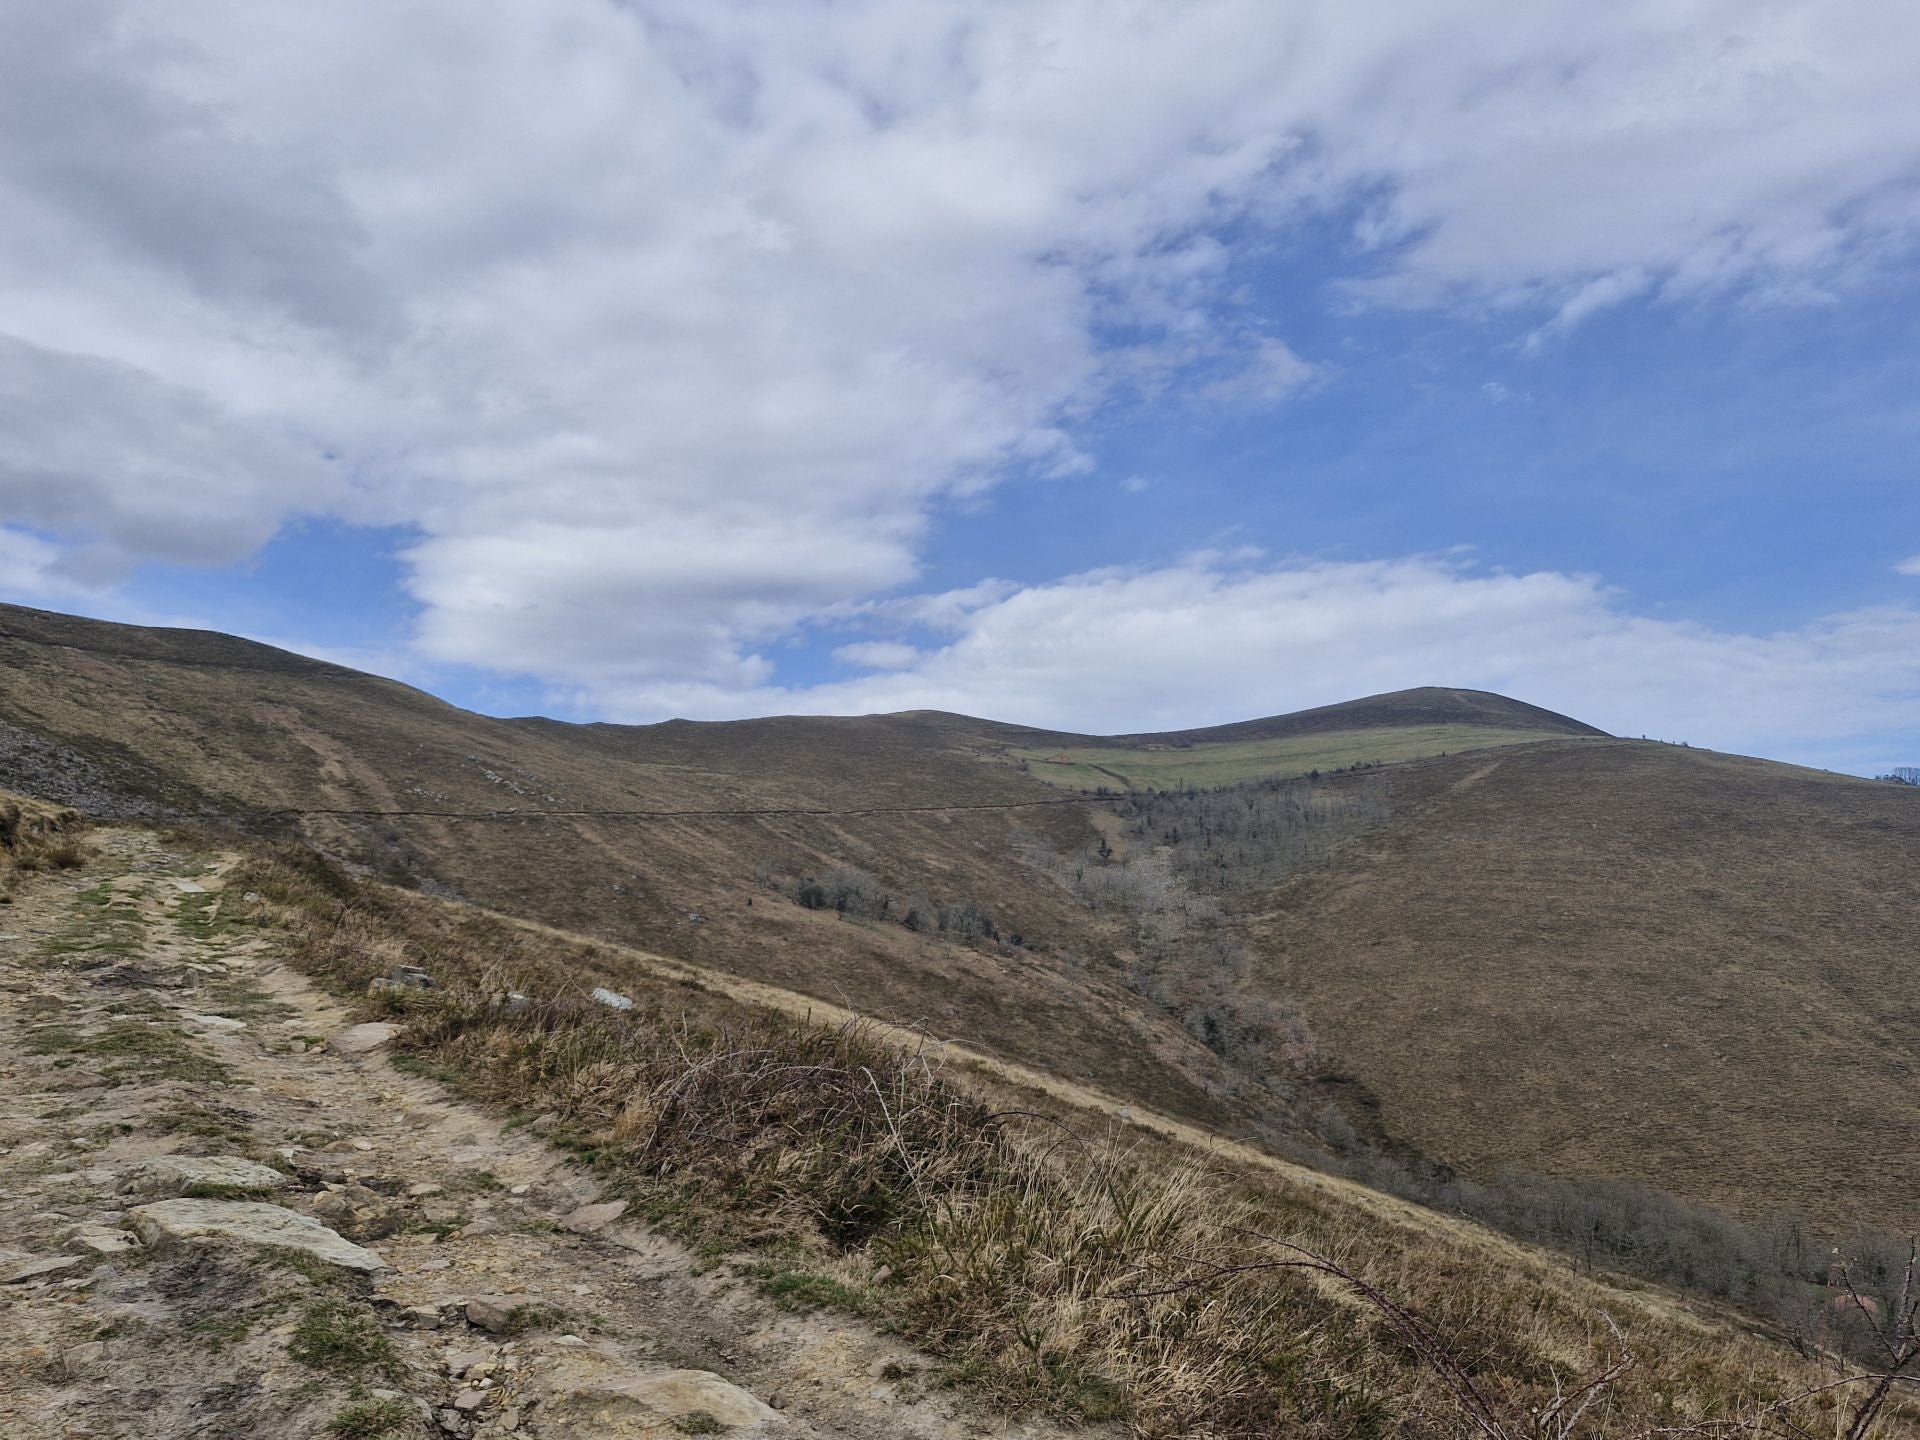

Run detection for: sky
[[1, 1, 1918, 773]]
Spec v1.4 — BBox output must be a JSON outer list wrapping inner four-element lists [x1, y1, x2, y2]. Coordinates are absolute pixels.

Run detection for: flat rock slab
[[186, 1012, 248, 1031], [466, 1294, 537, 1332], [120, 1155, 289, 1198], [1, 1254, 84, 1284], [64, 1226, 142, 1256], [128, 1200, 388, 1273], [331, 1022, 402, 1054], [561, 1200, 628, 1234], [540, 1355, 784, 1437]]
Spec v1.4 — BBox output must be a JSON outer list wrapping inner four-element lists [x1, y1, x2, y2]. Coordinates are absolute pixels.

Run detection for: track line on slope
[[263, 795, 1120, 821]]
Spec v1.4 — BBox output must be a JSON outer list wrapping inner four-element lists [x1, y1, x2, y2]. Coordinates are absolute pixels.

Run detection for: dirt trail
[[0, 829, 1092, 1440]]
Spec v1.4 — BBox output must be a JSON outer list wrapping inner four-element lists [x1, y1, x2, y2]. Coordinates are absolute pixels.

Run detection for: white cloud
[[613, 555, 1920, 773], [1197, 338, 1320, 408], [0, 1, 1916, 707], [1896, 554, 1920, 576], [0, 525, 91, 599], [833, 640, 922, 671]]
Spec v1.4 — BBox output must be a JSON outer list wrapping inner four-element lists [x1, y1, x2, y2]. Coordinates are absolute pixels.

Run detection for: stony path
[[0, 829, 1088, 1440]]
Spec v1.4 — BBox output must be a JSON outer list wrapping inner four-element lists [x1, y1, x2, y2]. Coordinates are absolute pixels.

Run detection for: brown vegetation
[[3, 600, 1917, 1251], [233, 841, 1920, 1439]]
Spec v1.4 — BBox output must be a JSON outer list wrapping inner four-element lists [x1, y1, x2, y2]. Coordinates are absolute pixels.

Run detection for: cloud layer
[[1, 1, 1917, 761], [604, 554, 1920, 773]]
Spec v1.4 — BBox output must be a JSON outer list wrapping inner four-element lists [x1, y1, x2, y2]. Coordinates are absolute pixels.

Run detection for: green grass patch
[[22, 1016, 233, 1084], [743, 1262, 874, 1316], [326, 1397, 418, 1439], [673, 1413, 729, 1436], [20, 1024, 87, 1055], [87, 1019, 235, 1085], [1012, 722, 1578, 791], [175, 889, 244, 941], [192, 1312, 254, 1351], [289, 1297, 404, 1377], [147, 1101, 255, 1146], [258, 1246, 363, 1290], [493, 1300, 572, 1336]]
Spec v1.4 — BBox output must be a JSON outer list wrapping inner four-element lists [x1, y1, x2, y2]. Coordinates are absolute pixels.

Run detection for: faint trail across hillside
[[263, 796, 1118, 821]]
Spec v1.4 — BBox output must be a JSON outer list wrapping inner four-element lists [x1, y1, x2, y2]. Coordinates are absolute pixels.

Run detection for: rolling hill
[[2, 599, 1916, 1242]]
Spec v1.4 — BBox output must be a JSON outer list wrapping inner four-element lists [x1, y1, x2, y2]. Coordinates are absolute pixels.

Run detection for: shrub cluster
[[766, 864, 1023, 947], [1, 798, 88, 892]]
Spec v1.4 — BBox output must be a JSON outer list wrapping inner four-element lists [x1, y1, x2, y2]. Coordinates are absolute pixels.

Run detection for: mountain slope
[[3, 600, 1917, 1242], [1249, 740, 1920, 1231]]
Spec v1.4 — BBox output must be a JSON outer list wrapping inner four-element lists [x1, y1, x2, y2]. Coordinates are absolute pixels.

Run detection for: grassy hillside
[[0, 602, 1245, 1130], [3, 600, 1917, 1252], [1011, 722, 1581, 791], [230, 839, 1919, 1440], [1245, 740, 1920, 1233]]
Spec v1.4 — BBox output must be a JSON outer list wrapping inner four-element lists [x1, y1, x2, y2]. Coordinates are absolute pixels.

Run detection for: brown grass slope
[[236, 845, 1920, 1440], [0, 602, 1243, 1128], [5, 601, 1918, 1242], [1250, 740, 1920, 1233]]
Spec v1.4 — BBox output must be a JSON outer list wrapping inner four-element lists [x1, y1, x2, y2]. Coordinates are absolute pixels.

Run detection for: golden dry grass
[[234, 841, 1920, 1440], [1250, 740, 1920, 1233]]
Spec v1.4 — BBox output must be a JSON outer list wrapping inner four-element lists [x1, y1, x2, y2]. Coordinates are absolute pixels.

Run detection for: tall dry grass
[[232, 843, 1920, 1440]]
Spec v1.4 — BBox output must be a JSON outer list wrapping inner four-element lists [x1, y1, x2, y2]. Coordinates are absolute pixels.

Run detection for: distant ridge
[[5, 598, 1915, 1237], [1107, 686, 1608, 748]]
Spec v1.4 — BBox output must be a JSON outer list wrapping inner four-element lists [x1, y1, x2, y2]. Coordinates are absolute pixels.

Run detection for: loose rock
[[127, 1199, 389, 1273], [61, 1341, 107, 1378], [119, 1155, 289, 1198], [330, 1022, 402, 1054], [561, 1200, 628, 1234], [1, 1254, 83, 1284], [64, 1226, 142, 1256], [540, 1355, 785, 1437], [466, 1294, 533, 1332]]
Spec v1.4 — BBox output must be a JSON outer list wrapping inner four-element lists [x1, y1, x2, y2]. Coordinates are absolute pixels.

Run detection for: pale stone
[[561, 1200, 627, 1234], [1, 1254, 83, 1283], [539, 1356, 784, 1436], [61, 1342, 107, 1378], [446, 1349, 492, 1376], [127, 1199, 388, 1273], [331, 1023, 402, 1054], [120, 1155, 288, 1198], [186, 1013, 247, 1031], [589, 987, 632, 1011], [64, 1226, 141, 1256], [466, 1294, 532, 1332]]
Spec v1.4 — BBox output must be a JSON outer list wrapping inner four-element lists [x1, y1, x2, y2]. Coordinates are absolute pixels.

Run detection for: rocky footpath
[[0, 828, 1092, 1440]]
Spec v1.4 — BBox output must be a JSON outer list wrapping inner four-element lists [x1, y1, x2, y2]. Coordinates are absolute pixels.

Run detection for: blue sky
[[2, 1, 1918, 772]]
